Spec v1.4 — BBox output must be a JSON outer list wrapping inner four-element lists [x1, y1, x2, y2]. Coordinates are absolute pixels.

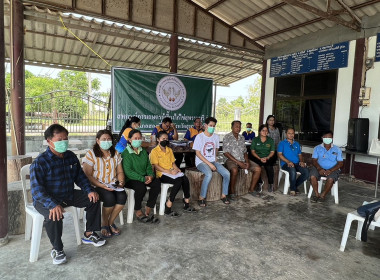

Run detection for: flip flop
[[110, 223, 121, 236], [220, 197, 230, 204], [100, 226, 112, 238]]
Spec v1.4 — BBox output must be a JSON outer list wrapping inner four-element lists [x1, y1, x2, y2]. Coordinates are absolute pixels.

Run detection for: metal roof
[[4, 0, 380, 85]]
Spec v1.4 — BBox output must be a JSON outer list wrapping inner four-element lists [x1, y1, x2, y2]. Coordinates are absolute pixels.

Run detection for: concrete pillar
[[259, 59, 267, 125], [0, 0, 9, 245], [169, 34, 178, 73], [10, 0, 25, 155]]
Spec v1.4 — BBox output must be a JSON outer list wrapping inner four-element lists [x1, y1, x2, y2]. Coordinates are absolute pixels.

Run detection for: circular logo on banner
[[156, 76, 187, 111]]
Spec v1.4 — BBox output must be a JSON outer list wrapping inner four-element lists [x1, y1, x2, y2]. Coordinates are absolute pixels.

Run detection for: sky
[[6, 63, 260, 102]]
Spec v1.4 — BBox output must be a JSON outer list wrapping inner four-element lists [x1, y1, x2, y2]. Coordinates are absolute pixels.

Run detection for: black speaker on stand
[[347, 118, 369, 152]]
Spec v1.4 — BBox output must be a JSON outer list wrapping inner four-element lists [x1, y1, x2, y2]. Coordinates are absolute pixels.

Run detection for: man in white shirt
[[193, 117, 230, 207]]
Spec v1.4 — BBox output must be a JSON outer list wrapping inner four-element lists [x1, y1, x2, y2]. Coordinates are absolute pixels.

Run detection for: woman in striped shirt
[[83, 130, 126, 238]]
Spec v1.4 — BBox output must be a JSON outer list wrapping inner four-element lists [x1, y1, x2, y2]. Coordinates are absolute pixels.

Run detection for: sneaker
[[51, 249, 67, 265], [82, 232, 106, 247]]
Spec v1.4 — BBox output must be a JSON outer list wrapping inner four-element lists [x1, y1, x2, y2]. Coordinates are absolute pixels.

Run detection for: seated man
[[277, 127, 309, 196], [30, 124, 105, 265], [242, 122, 255, 141], [193, 117, 230, 206], [223, 120, 261, 199], [184, 117, 203, 167], [151, 117, 182, 167], [309, 130, 343, 203]]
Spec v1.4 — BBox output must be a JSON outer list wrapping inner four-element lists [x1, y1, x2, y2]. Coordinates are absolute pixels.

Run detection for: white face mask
[[323, 138, 333, 145]]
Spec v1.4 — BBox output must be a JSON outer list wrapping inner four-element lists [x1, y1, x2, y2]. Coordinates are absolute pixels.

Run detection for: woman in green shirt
[[121, 129, 160, 223], [250, 124, 276, 192]]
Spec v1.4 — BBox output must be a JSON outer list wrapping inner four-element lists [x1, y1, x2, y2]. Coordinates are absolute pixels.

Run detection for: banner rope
[[59, 15, 112, 68]]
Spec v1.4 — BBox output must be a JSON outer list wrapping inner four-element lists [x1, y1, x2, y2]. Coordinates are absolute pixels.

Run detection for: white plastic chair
[[126, 187, 157, 223], [159, 183, 174, 215], [308, 176, 339, 204], [278, 162, 307, 195], [21, 164, 81, 262], [339, 201, 380, 252]]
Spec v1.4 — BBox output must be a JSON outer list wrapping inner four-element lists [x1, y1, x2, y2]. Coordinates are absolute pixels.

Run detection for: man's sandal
[[100, 226, 112, 238], [110, 223, 121, 235], [198, 199, 206, 207], [220, 197, 230, 204]]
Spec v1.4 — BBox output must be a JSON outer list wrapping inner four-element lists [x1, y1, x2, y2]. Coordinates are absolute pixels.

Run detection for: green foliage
[[6, 69, 103, 124], [215, 76, 262, 133]]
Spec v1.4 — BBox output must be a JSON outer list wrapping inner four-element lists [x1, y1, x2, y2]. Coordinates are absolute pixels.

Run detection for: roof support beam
[[231, 3, 286, 27], [254, 0, 379, 42], [281, 0, 361, 31], [206, 0, 228, 11]]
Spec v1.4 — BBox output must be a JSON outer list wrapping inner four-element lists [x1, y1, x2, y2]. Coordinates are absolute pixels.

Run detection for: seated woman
[[122, 129, 161, 223], [250, 124, 276, 193], [150, 131, 196, 216], [83, 129, 126, 238], [115, 116, 141, 154]]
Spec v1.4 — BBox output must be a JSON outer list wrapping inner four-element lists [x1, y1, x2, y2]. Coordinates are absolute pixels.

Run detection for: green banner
[[112, 67, 213, 133]]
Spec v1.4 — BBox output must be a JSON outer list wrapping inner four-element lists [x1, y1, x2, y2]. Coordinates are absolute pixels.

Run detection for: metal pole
[[259, 59, 267, 125], [212, 84, 217, 117], [10, 0, 25, 155], [0, 0, 9, 245]]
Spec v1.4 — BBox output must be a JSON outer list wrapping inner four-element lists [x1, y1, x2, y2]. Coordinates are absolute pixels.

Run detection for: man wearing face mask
[[309, 130, 343, 203], [193, 117, 230, 207], [242, 122, 255, 141], [30, 124, 105, 265]]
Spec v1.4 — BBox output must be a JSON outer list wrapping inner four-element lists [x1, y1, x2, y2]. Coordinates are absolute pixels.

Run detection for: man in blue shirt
[[277, 127, 309, 195], [30, 124, 105, 265], [309, 130, 343, 203]]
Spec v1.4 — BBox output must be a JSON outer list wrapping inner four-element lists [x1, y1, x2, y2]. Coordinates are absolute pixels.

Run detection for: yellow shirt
[[122, 127, 133, 141], [149, 145, 175, 178]]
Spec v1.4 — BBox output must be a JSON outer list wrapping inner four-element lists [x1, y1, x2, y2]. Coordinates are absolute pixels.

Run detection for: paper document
[[162, 172, 184, 179], [103, 183, 125, 192]]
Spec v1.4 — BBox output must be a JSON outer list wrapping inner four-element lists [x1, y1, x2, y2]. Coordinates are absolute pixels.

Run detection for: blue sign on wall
[[270, 41, 349, 77], [376, 33, 380, 62]]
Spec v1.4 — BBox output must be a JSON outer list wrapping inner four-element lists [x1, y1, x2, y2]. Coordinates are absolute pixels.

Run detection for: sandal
[[290, 191, 296, 196], [198, 199, 206, 207], [136, 215, 150, 223], [100, 226, 112, 238], [164, 205, 180, 217], [110, 223, 121, 235], [147, 215, 160, 224], [183, 199, 197, 212], [220, 196, 230, 204]]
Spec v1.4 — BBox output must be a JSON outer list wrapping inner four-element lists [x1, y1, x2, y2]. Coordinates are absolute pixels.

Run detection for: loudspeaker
[[347, 118, 369, 152]]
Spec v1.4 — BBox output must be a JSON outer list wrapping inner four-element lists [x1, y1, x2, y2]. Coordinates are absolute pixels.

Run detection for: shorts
[[309, 165, 340, 183]]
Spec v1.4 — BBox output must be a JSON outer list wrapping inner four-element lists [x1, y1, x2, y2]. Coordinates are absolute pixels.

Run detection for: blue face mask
[[246, 128, 252, 132], [131, 140, 142, 148], [100, 140, 113, 150], [52, 140, 69, 153], [207, 127, 215, 134]]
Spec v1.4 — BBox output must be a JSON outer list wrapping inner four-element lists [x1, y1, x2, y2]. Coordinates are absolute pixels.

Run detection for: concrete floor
[[1, 176, 379, 280]]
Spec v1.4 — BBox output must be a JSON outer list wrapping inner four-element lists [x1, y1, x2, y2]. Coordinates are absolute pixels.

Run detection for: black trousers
[[34, 190, 101, 251], [160, 174, 190, 202], [184, 153, 195, 167], [126, 178, 161, 210], [252, 156, 276, 184], [96, 187, 127, 207]]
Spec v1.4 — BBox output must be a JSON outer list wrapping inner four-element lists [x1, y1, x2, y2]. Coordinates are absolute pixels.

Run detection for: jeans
[[196, 162, 230, 198], [281, 164, 310, 191], [34, 190, 101, 251]]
